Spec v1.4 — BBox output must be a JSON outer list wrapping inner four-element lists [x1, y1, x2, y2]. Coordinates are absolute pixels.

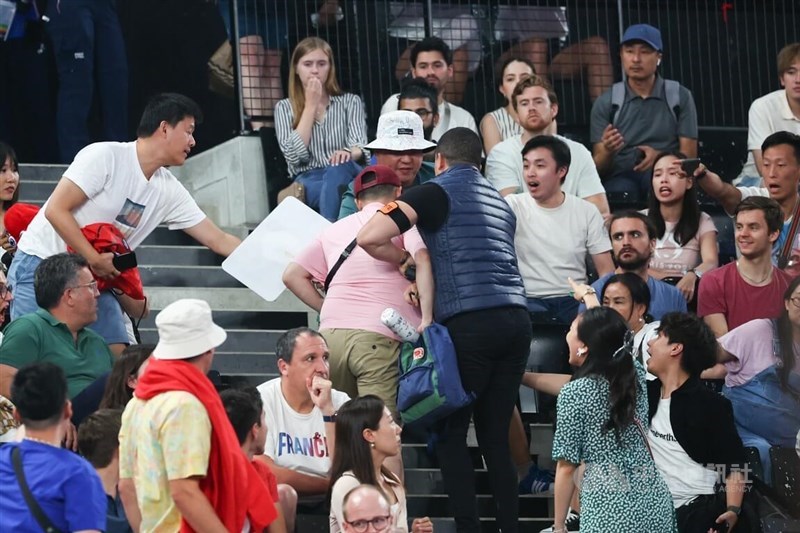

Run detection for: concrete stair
[[18, 160, 559, 531]]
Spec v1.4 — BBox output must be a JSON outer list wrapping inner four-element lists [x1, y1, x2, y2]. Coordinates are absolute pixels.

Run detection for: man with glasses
[[0, 270, 13, 336], [341, 485, 393, 533], [0, 253, 114, 433]]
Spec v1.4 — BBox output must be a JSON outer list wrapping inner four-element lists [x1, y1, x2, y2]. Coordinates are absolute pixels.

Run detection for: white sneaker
[[539, 510, 580, 532]]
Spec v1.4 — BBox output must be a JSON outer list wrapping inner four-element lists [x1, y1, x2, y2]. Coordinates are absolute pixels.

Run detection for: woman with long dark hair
[[275, 37, 367, 221], [550, 307, 675, 533], [645, 152, 718, 303], [99, 343, 154, 409], [479, 56, 537, 154], [328, 395, 431, 533], [525, 273, 657, 395], [0, 142, 21, 258], [717, 276, 800, 483]]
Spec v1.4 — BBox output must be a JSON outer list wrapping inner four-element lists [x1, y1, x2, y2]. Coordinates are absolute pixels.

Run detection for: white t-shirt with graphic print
[[647, 397, 718, 507], [18, 141, 206, 258], [258, 377, 350, 478]]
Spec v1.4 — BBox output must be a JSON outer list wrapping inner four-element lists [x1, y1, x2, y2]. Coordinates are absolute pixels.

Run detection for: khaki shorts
[[321, 328, 401, 420]]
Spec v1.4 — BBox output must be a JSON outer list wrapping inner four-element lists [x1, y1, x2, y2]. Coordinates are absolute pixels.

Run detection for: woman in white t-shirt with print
[[644, 152, 718, 304], [328, 396, 432, 533]]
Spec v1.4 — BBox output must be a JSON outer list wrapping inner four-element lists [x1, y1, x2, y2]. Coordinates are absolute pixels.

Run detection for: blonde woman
[[275, 37, 368, 221]]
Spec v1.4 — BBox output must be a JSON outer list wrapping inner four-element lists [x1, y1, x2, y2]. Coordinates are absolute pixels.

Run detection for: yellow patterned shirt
[[119, 391, 211, 533]]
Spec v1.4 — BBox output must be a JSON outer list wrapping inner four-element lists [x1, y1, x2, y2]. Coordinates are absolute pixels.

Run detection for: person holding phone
[[6, 93, 242, 354], [645, 313, 749, 533], [643, 152, 718, 304]]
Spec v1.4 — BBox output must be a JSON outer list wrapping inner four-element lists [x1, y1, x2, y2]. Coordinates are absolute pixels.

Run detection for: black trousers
[[436, 306, 532, 533], [676, 492, 756, 533]]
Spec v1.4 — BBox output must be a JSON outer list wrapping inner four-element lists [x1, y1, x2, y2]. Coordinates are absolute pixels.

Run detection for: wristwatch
[[581, 287, 597, 303], [726, 505, 741, 516], [322, 413, 337, 423], [692, 267, 703, 279]]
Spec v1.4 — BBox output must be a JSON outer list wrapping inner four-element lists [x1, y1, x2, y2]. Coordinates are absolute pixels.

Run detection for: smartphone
[[404, 265, 417, 282], [681, 158, 701, 176], [113, 252, 138, 271], [709, 519, 729, 533]]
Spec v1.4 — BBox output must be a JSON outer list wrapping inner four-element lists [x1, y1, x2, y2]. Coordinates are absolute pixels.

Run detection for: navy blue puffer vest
[[418, 164, 527, 322]]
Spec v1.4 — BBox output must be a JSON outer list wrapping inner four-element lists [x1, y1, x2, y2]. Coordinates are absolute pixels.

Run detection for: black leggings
[[436, 306, 532, 533]]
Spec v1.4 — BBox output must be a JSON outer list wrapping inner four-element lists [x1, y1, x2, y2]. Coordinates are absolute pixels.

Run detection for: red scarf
[[135, 358, 277, 532]]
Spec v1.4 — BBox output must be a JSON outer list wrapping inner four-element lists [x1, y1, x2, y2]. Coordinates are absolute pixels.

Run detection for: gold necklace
[[736, 261, 772, 285]]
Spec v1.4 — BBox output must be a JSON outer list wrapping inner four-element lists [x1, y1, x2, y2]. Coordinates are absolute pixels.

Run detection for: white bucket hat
[[152, 299, 227, 360], [364, 110, 437, 152]]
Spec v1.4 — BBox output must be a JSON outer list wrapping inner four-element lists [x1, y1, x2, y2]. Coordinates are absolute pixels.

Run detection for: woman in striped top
[[479, 57, 535, 154], [275, 37, 368, 220]]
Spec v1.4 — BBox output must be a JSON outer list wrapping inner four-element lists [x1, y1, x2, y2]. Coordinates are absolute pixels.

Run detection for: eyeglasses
[[344, 515, 391, 532], [68, 280, 99, 294], [0, 284, 11, 299], [405, 108, 433, 118], [790, 296, 800, 309]]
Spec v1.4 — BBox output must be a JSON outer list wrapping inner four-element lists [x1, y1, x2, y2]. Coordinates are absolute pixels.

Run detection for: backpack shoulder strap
[[664, 79, 681, 123], [11, 446, 62, 533], [610, 81, 626, 124]]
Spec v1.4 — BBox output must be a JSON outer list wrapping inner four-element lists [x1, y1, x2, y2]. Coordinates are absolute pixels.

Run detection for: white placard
[[222, 197, 330, 301]]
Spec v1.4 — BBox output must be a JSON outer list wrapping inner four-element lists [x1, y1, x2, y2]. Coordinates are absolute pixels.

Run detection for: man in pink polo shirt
[[282, 165, 428, 425]]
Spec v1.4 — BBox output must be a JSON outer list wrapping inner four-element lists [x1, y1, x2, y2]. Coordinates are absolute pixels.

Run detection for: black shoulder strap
[[324, 238, 358, 293], [11, 446, 63, 533]]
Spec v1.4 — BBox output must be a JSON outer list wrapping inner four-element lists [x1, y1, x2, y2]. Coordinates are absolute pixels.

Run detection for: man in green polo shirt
[[0, 253, 114, 426]]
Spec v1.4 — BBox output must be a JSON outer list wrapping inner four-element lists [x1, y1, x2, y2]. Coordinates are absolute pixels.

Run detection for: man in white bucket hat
[[338, 110, 437, 218], [118, 299, 277, 532]]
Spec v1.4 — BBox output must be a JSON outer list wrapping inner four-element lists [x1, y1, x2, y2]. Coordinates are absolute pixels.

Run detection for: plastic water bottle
[[381, 308, 420, 343]]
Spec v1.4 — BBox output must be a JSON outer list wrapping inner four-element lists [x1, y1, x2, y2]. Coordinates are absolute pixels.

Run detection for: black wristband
[[381, 202, 412, 233]]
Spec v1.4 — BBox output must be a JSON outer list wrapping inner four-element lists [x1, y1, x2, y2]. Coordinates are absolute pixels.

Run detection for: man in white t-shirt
[[506, 135, 613, 324], [257, 327, 350, 498], [695, 131, 800, 273], [486, 76, 610, 219], [7, 93, 242, 353], [645, 312, 747, 532], [380, 37, 478, 140], [736, 43, 800, 186]]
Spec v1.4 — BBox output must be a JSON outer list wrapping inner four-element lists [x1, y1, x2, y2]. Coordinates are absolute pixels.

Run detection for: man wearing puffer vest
[[358, 127, 532, 533]]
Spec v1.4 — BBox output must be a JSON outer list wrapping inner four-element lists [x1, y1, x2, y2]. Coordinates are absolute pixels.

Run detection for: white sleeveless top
[[488, 107, 523, 141]]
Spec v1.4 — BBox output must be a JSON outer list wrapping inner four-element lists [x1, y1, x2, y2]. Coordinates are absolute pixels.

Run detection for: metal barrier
[[222, 0, 798, 132]]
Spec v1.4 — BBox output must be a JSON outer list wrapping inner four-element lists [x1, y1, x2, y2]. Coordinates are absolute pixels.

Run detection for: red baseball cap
[[353, 165, 401, 196], [3, 203, 40, 242]]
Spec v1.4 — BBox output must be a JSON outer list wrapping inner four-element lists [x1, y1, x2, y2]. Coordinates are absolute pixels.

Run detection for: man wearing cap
[[338, 111, 437, 219], [590, 23, 698, 201], [118, 299, 277, 532], [283, 166, 425, 431]]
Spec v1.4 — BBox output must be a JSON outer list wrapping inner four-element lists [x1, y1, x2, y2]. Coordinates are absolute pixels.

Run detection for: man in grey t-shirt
[[590, 24, 698, 201]]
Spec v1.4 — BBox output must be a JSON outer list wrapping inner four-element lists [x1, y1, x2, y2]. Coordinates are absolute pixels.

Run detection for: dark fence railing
[[224, 0, 798, 133]]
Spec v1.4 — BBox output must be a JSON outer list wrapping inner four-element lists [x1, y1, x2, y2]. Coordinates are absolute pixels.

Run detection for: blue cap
[[621, 24, 663, 51]]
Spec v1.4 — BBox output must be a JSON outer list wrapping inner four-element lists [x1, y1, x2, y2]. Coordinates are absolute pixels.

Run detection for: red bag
[[68, 223, 145, 300]]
